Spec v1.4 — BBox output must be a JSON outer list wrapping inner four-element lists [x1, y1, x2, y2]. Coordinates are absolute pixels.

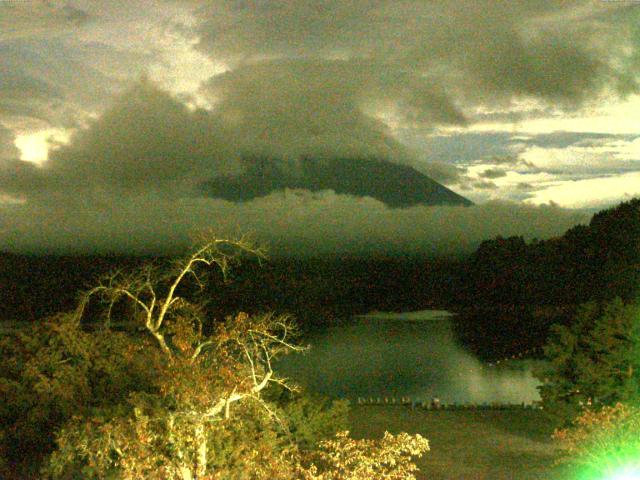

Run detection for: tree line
[[451, 198, 640, 359]]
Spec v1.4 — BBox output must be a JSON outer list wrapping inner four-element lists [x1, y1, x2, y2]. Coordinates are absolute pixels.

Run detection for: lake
[[277, 310, 541, 404]]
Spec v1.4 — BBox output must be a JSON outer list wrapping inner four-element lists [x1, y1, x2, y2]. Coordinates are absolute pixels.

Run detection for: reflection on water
[[277, 310, 541, 404]]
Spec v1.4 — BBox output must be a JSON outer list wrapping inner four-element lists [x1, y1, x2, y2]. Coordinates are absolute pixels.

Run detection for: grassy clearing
[[349, 405, 566, 480]]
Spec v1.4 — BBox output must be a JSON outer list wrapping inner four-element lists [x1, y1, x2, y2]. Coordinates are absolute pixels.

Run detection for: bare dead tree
[[75, 236, 264, 356], [70, 236, 306, 480]]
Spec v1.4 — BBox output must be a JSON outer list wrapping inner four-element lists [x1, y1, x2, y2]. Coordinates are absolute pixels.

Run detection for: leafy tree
[[0, 312, 154, 478], [279, 395, 350, 452], [298, 431, 429, 480], [535, 298, 640, 425], [43, 238, 303, 479], [0, 237, 431, 479]]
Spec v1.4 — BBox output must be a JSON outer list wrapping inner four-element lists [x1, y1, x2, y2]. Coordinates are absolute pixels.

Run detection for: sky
[[0, 0, 639, 255]]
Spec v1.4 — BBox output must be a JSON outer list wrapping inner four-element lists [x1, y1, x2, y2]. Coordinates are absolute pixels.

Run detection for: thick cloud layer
[[202, 60, 422, 162], [2, 83, 470, 207], [0, 125, 19, 161], [196, 0, 638, 108], [2, 1, 637, 253], [0, 35, 146, 130], [0, 188, 586, 255], [0, 83, 238, 198], [0, 2, 89, 43], [0, 0, 208, 133], [188, 0, 640, 207], [0, 83, 588, 255], [191, 0, 640, 172]]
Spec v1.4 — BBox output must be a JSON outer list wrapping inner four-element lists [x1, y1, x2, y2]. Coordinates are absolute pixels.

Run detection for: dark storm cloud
[[195, 0, 639, 108], [0, 83, 588, 255], [479, 168, 507, 179], [0, 125, 19, 161], [0, 83, 238, 197]]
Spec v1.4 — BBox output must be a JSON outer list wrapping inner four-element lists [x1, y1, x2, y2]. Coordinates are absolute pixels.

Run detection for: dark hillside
[[452, 198, 640, 359]]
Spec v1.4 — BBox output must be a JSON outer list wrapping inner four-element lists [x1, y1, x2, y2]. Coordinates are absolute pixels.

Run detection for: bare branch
[[190, 339, 216, 363], [242, 344, 258, 386]]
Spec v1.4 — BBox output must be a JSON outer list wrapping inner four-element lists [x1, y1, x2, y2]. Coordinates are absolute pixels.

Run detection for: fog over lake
[[277, 311, 541, 404]]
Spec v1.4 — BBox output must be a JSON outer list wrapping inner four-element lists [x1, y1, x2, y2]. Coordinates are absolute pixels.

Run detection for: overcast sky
[[0, 0, 639, 255]]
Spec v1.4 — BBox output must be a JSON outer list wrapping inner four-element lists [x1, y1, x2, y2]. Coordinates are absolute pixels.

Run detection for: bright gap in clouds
[[426, 93, 640, 208], [14, 129, 70, 165], [526, 171, 640, 209], [142, 12, 227, 107], [444, 94, 640, 136]]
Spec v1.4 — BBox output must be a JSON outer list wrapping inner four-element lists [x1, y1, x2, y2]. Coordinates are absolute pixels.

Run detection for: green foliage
[[452, 199, 640, 358], [299, 430, 430, 480], [43, 309, 299, 479], [461, 198, 640, 307], [42, 313, 355, 480], [1, 239, 429, 479], [279, 395, 350, 452], [535, 298, 640, 425], [0, 314, 154, 478]]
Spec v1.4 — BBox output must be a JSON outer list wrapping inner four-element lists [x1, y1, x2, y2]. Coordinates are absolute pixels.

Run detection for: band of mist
[[0, 192, 586, 256], [277, 311, 541, 404]]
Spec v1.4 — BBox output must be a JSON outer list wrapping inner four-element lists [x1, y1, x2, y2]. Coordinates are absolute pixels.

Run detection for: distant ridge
[[200, 156, 472, 208]]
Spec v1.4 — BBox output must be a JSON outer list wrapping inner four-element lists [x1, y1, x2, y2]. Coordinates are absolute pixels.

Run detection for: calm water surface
[[277, 310, 541, 404]]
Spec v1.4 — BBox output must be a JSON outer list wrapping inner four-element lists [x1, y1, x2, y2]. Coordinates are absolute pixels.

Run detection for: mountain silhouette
[[200, 156, 472, 207]]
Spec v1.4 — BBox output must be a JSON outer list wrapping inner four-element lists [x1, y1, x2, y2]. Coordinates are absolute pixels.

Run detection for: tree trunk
[[195, 423, 208, 479], [179, 467, 193, 480]]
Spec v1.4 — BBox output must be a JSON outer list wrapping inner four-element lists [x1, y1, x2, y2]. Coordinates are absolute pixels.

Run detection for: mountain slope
[[200, 156, 472, 207]]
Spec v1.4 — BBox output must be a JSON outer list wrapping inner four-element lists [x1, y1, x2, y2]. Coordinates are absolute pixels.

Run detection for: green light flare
[[603, 464, 640, 480], [566, 405, 640, 480], [575, 455, 640, 480]]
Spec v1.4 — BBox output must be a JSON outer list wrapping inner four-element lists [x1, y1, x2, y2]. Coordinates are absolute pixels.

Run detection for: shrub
[[0, 313, 154, 478], [298, 430, 429, 480], [535, 298, 640, 426]]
